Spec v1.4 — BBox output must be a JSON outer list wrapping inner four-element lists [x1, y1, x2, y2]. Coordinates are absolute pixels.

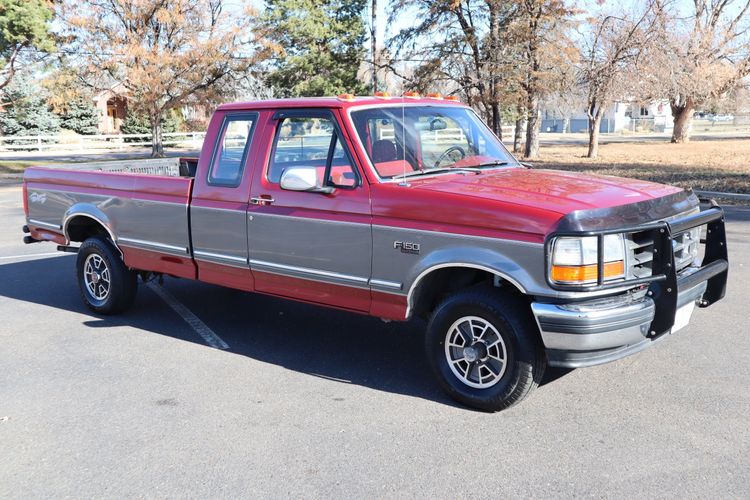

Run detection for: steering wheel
[[434, 146, 466, 168]]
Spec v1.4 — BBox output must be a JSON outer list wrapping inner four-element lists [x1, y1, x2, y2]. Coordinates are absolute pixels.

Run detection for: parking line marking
[[0, 252, 65, 261], [147, 282, 229, 350]]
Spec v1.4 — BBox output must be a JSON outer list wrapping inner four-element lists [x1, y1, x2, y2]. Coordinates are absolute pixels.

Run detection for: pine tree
[[58, 97, 99, 135], [0, 0, 55, 91], [261, 0, 368, 97], [0, 76, 60, 138]]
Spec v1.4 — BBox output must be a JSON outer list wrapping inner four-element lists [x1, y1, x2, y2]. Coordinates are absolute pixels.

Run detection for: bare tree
[[649, 0, 750, 143], [578, 2, 662, 158], [59, 0, 263, 157], [387, 0, 522, 138], [517, 0, 577, 159]]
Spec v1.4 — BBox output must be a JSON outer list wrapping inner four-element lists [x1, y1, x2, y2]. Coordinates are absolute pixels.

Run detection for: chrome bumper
[[532, 280, 707, 368]]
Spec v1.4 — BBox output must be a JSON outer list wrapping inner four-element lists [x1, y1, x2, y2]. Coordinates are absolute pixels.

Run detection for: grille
[[626, 211, 700, 280]]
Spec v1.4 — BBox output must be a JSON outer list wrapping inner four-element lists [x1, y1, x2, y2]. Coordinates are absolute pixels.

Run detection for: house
[[91, 84, 211, 135], [93, 87, 128, 134], [540, 100, 674, 134]]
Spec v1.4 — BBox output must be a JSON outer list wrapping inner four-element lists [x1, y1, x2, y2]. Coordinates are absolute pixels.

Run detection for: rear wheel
[[76, 236, 137, 315], [426, 288, 545, 412]]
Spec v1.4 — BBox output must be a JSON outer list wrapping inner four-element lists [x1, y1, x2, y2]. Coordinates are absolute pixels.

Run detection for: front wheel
[[426, 288, 545, 412], [76, 236, 137, 315]]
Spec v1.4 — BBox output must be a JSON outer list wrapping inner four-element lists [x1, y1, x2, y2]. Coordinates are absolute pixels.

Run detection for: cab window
[[208, 113, 258, 187], [268, 114, 358, 188]]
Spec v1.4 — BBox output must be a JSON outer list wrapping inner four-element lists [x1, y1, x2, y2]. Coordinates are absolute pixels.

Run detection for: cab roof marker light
[[337, 93, 356, 101], [374, 91, 391, 99], [425, 92, 443, 99], [444, 95, 461, 102], [403, 91, 421, 99]]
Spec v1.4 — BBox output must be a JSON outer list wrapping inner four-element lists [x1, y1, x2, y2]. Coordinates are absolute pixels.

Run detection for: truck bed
[[24, 159, 198, 279]]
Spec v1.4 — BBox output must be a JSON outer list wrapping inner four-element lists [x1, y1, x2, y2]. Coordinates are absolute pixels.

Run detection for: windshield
[[350, 105, 518, 179]]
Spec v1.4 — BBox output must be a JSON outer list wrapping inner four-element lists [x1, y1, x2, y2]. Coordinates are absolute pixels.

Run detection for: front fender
[[403, 245, 545, 316]]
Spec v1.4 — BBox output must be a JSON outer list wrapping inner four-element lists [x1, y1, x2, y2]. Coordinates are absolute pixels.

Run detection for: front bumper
[[533, 204, 728, 368]]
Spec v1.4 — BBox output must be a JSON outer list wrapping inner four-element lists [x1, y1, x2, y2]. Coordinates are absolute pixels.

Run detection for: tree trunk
[[524, 93, 540, 159], [513, 116, 524, 153], [587, 112, 603, 158], [670, 101, 694, 143], [491, 102, 502, 141], [371, 0, 378, 92], [150, 113, 164, 158]]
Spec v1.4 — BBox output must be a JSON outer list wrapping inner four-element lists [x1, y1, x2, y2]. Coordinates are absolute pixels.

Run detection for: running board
[[57, 245, 79, 254]]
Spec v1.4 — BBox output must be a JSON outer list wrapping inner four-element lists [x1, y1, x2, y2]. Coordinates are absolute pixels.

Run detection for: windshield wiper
[[392, 167, 482, 181], [471, 160, 510, 169]]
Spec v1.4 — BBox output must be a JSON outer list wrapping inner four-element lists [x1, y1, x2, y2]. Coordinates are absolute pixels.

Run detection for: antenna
[[399, 95, 407, 186]]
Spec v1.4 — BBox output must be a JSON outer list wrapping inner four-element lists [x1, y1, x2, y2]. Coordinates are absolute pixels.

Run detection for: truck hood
[[408, 167, 683, 214]]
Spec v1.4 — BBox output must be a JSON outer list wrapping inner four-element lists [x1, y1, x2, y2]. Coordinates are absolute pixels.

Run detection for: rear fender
[[62, 204, 118, 247]]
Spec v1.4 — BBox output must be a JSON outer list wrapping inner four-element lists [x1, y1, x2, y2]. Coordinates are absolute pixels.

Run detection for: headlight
[[550, 234, 625, 285]]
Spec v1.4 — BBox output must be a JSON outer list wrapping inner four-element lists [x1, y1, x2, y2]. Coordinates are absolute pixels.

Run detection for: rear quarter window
[[208, 113, 258, 187]]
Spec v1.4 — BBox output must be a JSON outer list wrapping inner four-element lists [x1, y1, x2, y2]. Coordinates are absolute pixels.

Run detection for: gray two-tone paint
[[191, 205, 249, 268], [247, 212, 372, 292], [27, 188, 190, 256]]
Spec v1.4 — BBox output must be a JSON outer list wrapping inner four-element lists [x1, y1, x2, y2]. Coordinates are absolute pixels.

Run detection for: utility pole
[[371, 0, 378, 92]]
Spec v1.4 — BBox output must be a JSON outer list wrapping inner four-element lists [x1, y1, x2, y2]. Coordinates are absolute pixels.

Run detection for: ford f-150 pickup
[[21, 94, 729, 411]]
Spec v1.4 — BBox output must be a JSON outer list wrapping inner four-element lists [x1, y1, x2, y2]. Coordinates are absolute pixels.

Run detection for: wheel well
[[66, 215, 112, 243], [409, 267, 526, 319]]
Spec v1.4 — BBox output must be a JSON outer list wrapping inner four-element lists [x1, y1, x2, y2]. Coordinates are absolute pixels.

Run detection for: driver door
[[247, 108, 372, 312]]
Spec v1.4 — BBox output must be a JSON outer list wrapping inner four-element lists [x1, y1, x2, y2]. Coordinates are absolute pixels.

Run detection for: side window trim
[[266, 108, 362, 189], [206, 111, 259, 188]]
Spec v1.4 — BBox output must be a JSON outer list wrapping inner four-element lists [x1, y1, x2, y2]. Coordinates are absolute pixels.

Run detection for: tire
[[76, 236, 137, 315], [425, 287, 545, 412]]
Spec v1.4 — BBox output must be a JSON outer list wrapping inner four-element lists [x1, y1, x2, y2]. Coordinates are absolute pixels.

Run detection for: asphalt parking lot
[[1, 184, 749, 497]]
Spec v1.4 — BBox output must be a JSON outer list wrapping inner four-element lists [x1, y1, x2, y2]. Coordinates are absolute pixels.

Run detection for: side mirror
[[280, 167, 334, 194]]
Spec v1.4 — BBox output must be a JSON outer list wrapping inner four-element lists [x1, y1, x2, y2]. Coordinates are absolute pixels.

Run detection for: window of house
[[208, 113, 258, 187]]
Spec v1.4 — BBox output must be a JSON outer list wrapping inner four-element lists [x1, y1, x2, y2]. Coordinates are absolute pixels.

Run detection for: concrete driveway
[[0, 185, 748, 497]]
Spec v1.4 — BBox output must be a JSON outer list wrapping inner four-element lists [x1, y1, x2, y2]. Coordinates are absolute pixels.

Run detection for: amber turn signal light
[[550, 261, 625, 284]]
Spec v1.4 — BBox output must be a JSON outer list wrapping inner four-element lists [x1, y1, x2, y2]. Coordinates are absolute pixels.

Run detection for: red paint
[[120, 246, 196, 280], [25, 175, 191, 205], [196, 260, 254, 292], [22, 183, 28, 217], [252, 270, 371, 312], [370, 291, 408, 321], [29, 227, 66, 245]]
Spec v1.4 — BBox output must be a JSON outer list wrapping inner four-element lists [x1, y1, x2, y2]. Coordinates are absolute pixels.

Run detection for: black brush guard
[[545, 203, 728, 339]]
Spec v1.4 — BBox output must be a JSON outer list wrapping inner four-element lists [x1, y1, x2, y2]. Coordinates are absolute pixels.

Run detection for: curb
[[0, 174, 22, 185], [695, 190, 750, 202]]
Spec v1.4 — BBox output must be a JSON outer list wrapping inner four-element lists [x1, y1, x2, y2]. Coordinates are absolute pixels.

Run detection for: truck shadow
[[0, 256, 569, 410]]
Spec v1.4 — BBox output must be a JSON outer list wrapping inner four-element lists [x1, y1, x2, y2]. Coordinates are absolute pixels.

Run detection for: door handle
[[250, 195, 274, 206]]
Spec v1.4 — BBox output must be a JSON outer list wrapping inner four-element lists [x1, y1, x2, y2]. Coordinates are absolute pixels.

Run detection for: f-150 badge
[[394, 241, 420, 254]]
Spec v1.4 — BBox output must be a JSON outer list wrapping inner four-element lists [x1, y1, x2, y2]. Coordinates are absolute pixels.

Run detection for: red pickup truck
[[21, 95, 728, 411]]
